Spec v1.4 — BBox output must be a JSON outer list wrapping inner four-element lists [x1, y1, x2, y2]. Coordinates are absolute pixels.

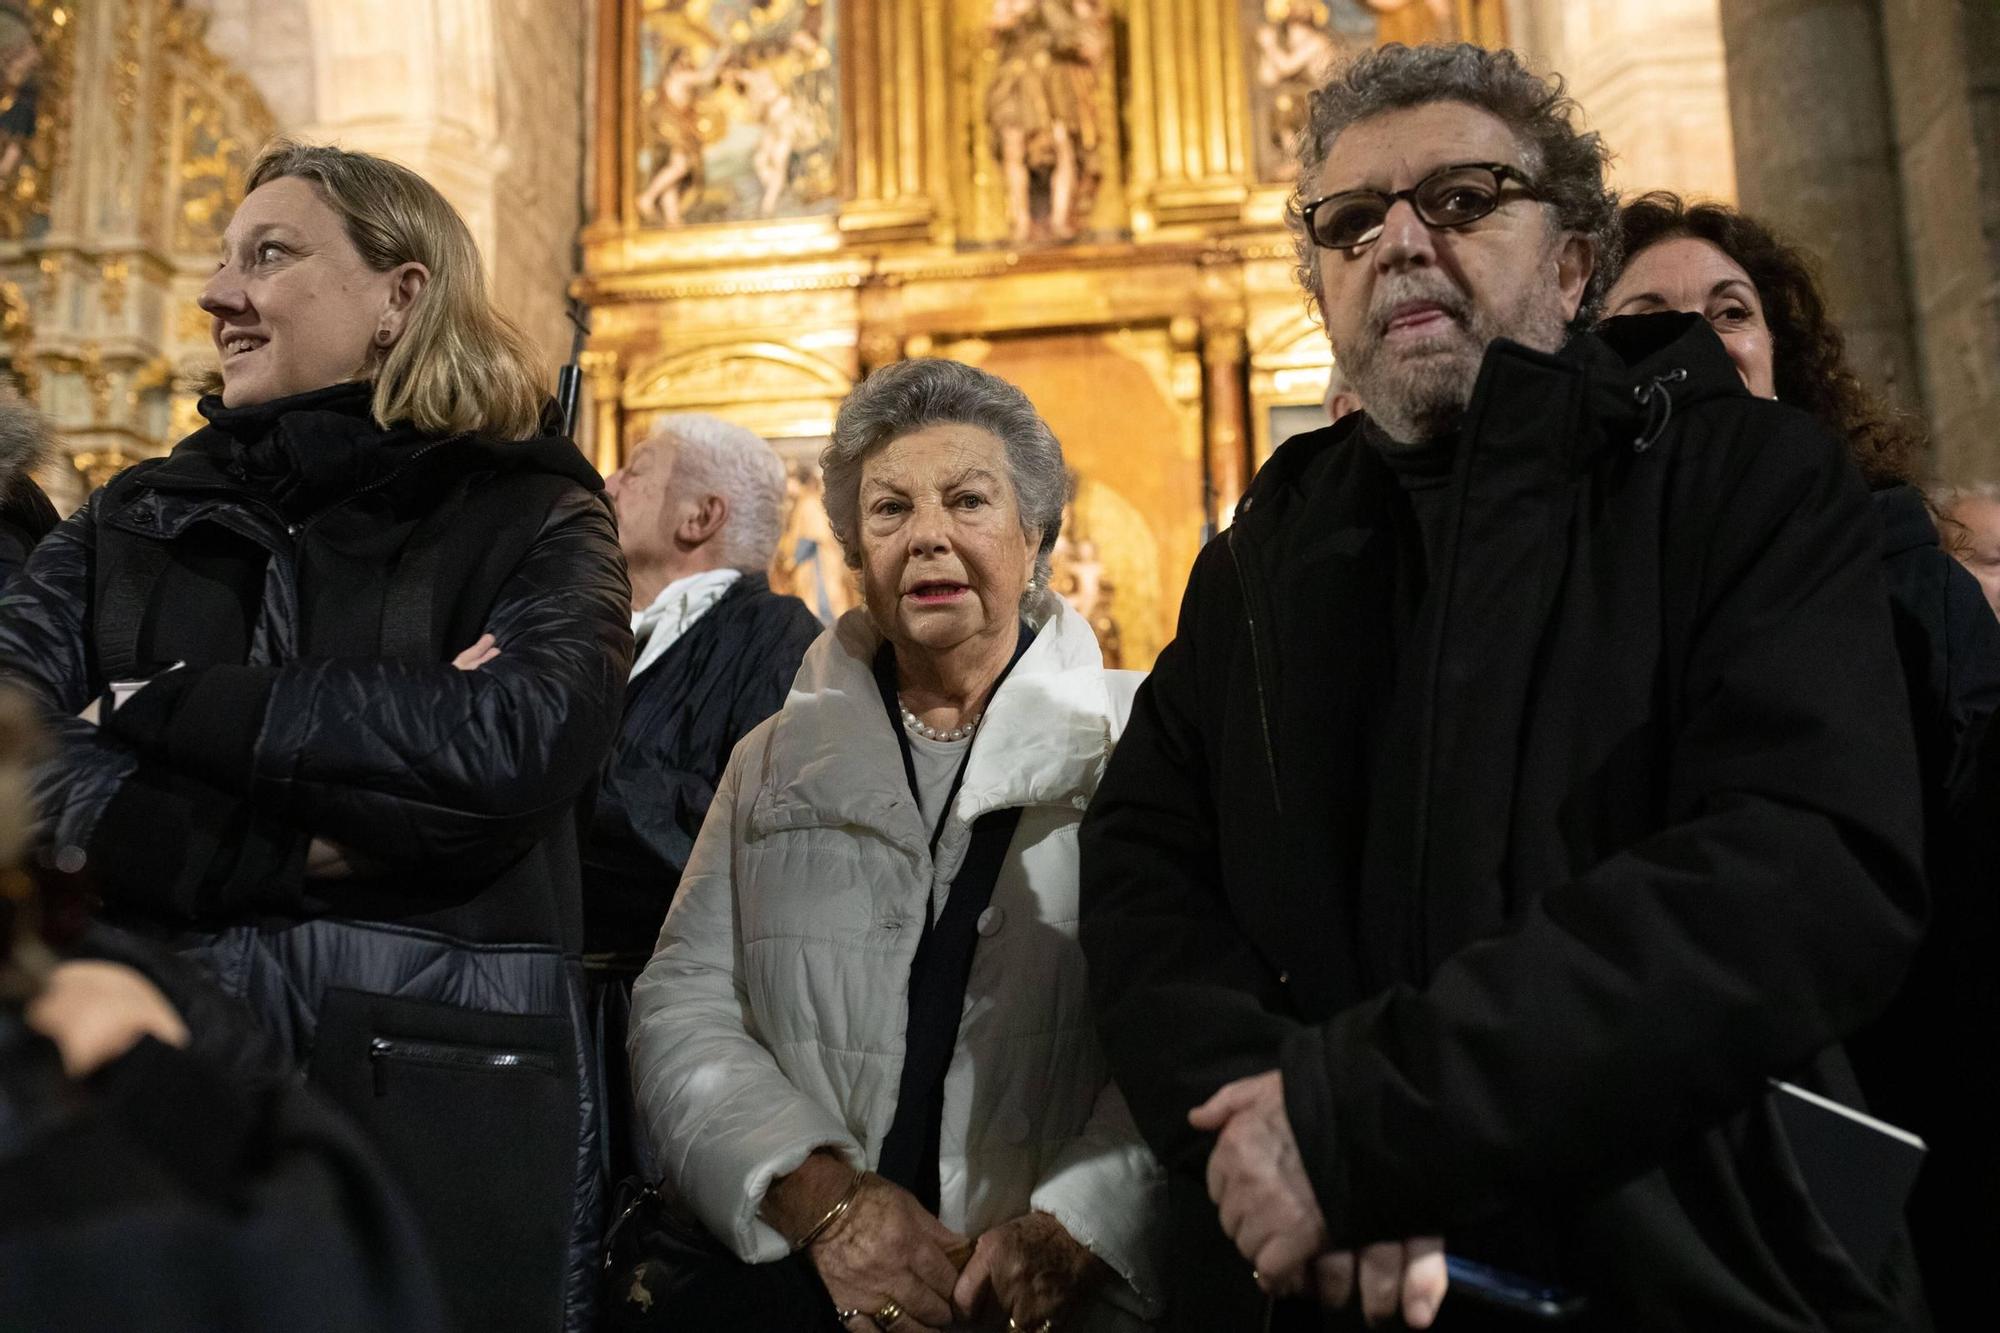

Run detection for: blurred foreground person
[[1608, 191, 2000, 1323], [1081, 44, 1927, 1331], [0, 687, 445, 1330], [585, 412, 819, 1179], [1933, 481, 2000, 617], [626, 358, 1164, 1332], [0, 386, 58, 585], [0, 141, 631, 1331]]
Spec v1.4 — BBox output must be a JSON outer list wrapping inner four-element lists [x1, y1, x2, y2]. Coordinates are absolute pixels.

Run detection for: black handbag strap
[[871, 625, 1033, 1212], [92, 522, 177, 684]]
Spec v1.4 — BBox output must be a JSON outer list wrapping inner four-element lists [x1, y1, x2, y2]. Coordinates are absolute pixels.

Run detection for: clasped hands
[[769, 1153, 1103, 1332], [1190, 1070, 1447, 1327]]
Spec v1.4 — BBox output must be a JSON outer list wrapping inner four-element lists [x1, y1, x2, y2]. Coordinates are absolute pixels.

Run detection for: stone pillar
[[1718, 0, 1926, 417], [1515, 0, 1736, 203], [1878, 0, 2000, 481]]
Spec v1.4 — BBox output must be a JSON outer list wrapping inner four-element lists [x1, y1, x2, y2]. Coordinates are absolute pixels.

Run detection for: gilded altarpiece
[[579, 0, 1504, 666], [0, 0, 272, 509]]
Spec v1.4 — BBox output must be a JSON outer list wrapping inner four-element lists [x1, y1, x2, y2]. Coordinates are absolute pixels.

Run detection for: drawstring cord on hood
[[1631, 368, 1689, 453]]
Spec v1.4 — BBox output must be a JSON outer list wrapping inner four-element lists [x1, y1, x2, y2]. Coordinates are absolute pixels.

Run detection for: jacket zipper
[[292, 438, 457, 537], [1226, 524, 1284, 815], [368, 1035, 557, 1095]]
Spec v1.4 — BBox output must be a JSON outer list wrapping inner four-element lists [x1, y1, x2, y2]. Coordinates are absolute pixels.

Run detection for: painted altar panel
[[632, 0, 838, 228]]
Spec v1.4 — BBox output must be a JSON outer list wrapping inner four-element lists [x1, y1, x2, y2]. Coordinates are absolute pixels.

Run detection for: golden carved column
[[581, 348, 623, 477], [1202, 323, 1250, 529], [1126, 0, 1252, 234], [838, 0, 951, 244], [586, 0, 628, 239]]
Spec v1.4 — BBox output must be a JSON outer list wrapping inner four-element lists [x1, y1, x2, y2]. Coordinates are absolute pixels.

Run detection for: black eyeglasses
[[1299, 162, 1540, 254]]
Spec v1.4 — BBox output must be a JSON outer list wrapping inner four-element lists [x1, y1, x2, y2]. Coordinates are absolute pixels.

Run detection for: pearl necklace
[[899, 699, 980, 743]]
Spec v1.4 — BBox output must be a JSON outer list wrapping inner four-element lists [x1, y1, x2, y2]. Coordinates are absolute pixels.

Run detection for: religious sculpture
[[636, 44, 726, 226], [0, 9, 41, 194], [1254, 2, 1342, 173], [634, 0, 836, 227], [985, 0, 1109, 245]]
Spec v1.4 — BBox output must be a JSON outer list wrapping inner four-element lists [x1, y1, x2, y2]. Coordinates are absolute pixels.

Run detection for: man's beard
[[1338, 270, 1570, 447]]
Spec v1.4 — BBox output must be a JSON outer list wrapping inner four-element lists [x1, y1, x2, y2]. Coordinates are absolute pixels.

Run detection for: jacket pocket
[[308, 987, 578, 1333]]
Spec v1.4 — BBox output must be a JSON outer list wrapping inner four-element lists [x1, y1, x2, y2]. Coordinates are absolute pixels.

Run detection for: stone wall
[[492, 0, 588, 378], [1513, 0, 1737, 204], [196, 0, 316, 131]]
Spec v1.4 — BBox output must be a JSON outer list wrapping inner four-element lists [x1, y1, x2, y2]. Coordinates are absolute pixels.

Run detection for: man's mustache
[[1366, 282, 1472, 337]]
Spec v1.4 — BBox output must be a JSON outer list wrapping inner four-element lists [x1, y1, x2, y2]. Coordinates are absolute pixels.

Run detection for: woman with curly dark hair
[[1607, 192, 2000, 1320]]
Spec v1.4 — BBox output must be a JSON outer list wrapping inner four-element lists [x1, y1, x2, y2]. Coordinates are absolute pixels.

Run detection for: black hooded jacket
[[0, 381, 633, 1333], [1079, 315, 1928, 1330], [1855, 483, 2000, 1321]]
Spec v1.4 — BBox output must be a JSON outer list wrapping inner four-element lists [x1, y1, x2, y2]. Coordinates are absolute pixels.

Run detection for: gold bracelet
[[791, 1167, 867, 1252]]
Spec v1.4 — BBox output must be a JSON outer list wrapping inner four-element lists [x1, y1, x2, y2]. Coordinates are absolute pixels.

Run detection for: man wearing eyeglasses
[[1081, 42, 1928, 1333]]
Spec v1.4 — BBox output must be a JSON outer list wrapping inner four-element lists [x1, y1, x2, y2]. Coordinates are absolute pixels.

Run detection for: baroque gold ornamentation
[[0, 0, 78, 242], [582, 1, 1506, 663]]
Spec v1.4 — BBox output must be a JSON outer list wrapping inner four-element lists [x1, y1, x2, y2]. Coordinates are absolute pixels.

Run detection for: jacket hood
[[1871, 482, 1941, 559], [0, 387, 53, 484], [746, 598, 1136, 858], [1238, 312, 1747, 522]]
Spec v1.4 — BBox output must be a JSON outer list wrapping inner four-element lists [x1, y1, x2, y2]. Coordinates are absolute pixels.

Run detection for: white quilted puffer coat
[[629, 599, 1165, 1326]]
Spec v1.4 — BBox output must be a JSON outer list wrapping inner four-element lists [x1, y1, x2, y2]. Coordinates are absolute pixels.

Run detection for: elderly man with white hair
[[586, 413, 823, 1177]]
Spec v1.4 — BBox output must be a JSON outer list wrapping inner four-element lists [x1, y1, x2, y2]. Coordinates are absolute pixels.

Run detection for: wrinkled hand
[[452, 633, 499, 671], [25, 960, 189, 1077], [1189, 1071, 1329, 1291], [805, 1173, 965, 1332], [1190, 1072, 1446, 1326], [952, 1210, 1107, 1329], [1307, 1239, 1447, 1327]]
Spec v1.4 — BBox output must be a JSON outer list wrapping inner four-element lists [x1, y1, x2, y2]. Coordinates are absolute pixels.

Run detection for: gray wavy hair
[[1290, 43, 1620, 330], [822, 358, 1067, 604]]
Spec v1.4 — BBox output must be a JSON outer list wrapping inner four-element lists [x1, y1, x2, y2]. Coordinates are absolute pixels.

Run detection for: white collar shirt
[[629, 568, 743, 681]]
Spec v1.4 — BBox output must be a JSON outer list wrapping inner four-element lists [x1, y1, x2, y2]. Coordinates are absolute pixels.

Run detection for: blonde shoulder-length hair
[[244, 140, 548, 442]]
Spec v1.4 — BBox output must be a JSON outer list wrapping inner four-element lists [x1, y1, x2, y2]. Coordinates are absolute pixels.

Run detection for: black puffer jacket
[[1080, 315, 1928, 1330], [1853, 483, 2000, 1321], [0, 382, 633, 1333]]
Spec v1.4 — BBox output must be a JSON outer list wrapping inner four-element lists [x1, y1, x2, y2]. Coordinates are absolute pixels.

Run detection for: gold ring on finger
[[874, 1299, 904, 1327]]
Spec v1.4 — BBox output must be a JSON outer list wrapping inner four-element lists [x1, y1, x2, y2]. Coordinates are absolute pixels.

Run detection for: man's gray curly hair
[[822, 358, 1067, 606], [1290, 43, 1620, 330]]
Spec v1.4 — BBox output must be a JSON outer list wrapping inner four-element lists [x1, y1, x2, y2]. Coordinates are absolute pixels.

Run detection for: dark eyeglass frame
[[1299, 162, 1541, 255]]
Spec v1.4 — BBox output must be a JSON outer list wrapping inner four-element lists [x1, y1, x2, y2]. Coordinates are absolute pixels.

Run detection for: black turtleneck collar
[[170, 380, 437, 517], [1358, 413, 1454, 494], [194, 379, 378, 445]]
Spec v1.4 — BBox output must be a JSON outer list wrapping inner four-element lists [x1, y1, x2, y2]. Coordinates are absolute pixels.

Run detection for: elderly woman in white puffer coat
[[628, 357, 1164, 1333]]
